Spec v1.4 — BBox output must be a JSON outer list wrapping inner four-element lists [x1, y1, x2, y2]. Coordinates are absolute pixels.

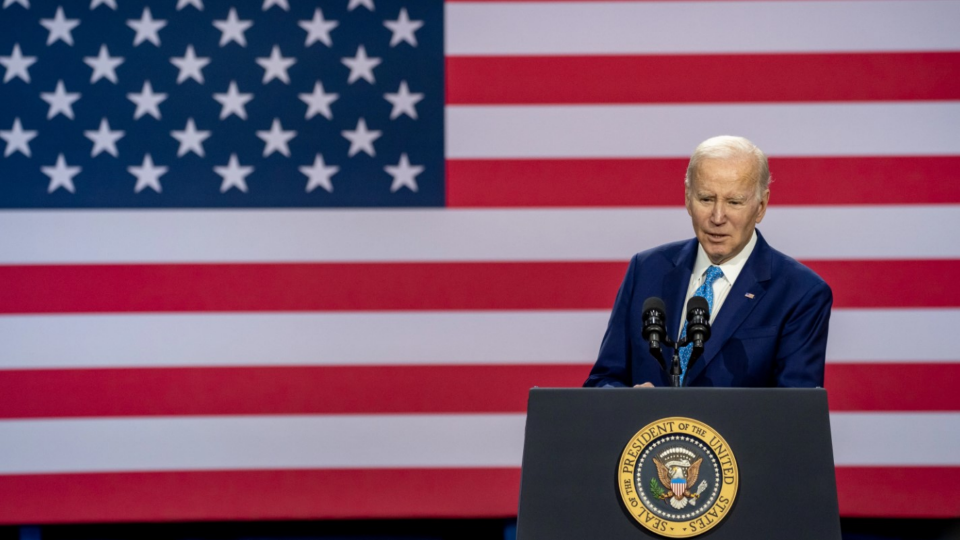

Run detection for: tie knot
[[704, 265, 724, 285]]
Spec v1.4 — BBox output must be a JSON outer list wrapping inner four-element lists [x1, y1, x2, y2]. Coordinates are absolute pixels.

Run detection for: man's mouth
[[706, 233, 727, 241]]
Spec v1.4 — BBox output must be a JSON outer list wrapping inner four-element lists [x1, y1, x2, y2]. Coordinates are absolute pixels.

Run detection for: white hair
[[684, 135, 771, 198]]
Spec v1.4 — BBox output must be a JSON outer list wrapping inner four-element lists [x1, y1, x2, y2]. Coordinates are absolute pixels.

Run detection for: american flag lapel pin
[[744, 293, 755, 299]]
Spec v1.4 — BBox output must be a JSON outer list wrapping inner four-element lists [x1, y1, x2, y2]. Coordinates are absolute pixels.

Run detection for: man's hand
[[634, 382, 654, 388]]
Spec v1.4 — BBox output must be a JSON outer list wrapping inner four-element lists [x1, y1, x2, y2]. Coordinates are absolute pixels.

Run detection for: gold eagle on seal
[[653, 456, 703, 510]]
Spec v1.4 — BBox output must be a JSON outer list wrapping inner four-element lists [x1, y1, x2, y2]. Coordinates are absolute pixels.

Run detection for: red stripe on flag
[[446, 53, 960, 104], [836, 467, 960, 518], [0, 468, 522, 524], [804, 260, 960, 309], [446, 156, 960, 207], [0, 365, 587, 419], [444, 0, 708, 2], [0, 262, 625, 313], [1, 259, 958, 313], [445, 0, 898, 4], [826, 364, 960, 411], [3, 363, 957, 419]]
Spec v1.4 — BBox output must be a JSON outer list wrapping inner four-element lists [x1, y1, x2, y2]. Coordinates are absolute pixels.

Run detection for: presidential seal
[[618, 417, 738, 538]]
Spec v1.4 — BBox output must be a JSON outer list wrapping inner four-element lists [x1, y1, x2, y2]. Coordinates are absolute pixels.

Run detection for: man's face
[[685, 157, 770, 265]]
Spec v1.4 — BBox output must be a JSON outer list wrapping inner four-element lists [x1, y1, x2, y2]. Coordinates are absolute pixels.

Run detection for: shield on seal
[[671, 477, 686, 498]]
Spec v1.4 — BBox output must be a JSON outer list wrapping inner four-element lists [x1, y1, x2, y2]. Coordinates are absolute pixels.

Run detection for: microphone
[[641, 297, 667, 348], [683, 296, 712, 373], [641, 297, 668, 370]]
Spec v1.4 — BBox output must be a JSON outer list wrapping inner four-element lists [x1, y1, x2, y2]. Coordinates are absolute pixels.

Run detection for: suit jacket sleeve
[[583, 254, 639, 387], [774, 279, 833, 387]]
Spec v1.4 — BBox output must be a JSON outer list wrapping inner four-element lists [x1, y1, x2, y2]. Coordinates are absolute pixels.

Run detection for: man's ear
[[755, 189, 770, 223]]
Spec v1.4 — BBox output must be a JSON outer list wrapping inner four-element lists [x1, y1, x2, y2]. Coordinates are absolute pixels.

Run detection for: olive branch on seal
[[649, 477, 666, 499]]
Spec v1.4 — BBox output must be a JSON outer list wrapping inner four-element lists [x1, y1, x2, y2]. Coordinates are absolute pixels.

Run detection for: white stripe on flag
[[0, 309, 955, 369], [0, 311, 606, 368], [446, 0, 960, 55], [0, 414, 527, 474], [827, 310, 960, 363], [0, 412, 956, 474], [446, 103, 960, 159], [2, 206, 959, 263], [830, 412, 960, 466]]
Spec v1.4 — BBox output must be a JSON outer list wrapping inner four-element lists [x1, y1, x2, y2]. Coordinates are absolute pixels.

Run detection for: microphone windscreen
[[687, 295, 709, 316], [642, 297, 666, 314]]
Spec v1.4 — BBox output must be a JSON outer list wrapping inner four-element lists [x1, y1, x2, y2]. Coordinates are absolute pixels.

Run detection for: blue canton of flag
[[0, 0, 444, 208]]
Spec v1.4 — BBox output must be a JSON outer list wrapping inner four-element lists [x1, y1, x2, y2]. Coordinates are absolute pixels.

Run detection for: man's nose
[[710, 204, 726, 223]]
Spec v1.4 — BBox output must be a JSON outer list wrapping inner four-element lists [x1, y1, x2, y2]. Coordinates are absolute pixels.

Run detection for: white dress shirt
[[677, 230, 758, 342]]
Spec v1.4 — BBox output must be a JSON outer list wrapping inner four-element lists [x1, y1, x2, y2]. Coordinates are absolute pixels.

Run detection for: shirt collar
[[692, 230, 758, 285]]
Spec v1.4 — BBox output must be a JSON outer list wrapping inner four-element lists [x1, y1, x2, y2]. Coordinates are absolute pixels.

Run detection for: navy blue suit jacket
[[584, 231, 832, 388]]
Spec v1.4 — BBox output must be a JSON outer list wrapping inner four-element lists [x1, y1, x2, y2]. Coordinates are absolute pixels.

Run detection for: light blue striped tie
[[679, 265, 724, 382]]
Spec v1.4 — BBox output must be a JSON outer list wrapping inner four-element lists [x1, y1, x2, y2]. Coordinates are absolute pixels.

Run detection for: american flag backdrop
[[1, 0, 959, 524]]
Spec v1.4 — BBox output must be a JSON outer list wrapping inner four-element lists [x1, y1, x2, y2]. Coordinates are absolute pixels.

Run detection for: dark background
[[2, 518, 960, 540]]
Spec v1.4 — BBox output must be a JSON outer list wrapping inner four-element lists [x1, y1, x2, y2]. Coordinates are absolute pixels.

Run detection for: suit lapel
[[683, 232, 773, 385], [663, 240, 698, 346]]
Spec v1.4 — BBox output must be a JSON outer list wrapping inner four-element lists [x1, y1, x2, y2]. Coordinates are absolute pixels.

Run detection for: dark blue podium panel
[[517, 388, 841, 540]]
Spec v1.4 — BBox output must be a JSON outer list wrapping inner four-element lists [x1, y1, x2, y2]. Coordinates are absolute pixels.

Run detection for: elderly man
[[584, 135, 832, 388]]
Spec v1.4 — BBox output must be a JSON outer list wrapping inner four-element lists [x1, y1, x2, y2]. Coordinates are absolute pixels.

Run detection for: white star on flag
[[40, 80, 80, 120], [127, 7, 167, 47], [83, 45, 124, 84], [299, 8, 338, 47], [215, 154, 253, 193], [300, 154, 339, 193], [348, 0, 374, 11], [384, 8, 423, 47], [171, 45, 210, 84], [127, 80, 167, 120], [213, 81, 253, 120], [128, 154, 167, 193], [84, 118, 124, 157], [299, 80, 338, 120], [1, 44, 36, 83], [176, 0, 203, 10], [214, 8, 253, 47], [42, 154, 80, 194], [342, 45, 381, 85], [342, 117, 381, 157], [40, 7, 80, 46], [384, 80, 424, 120], [0, 118, 37, 157], [262, 0, 288, 11], [171, 118, 211, 157], [256, 118, 297, 157], [3, 0, 30, 9], [256, 45, 296, 84], [384, 153, 423, 193], [90, 0, 116, 10]]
